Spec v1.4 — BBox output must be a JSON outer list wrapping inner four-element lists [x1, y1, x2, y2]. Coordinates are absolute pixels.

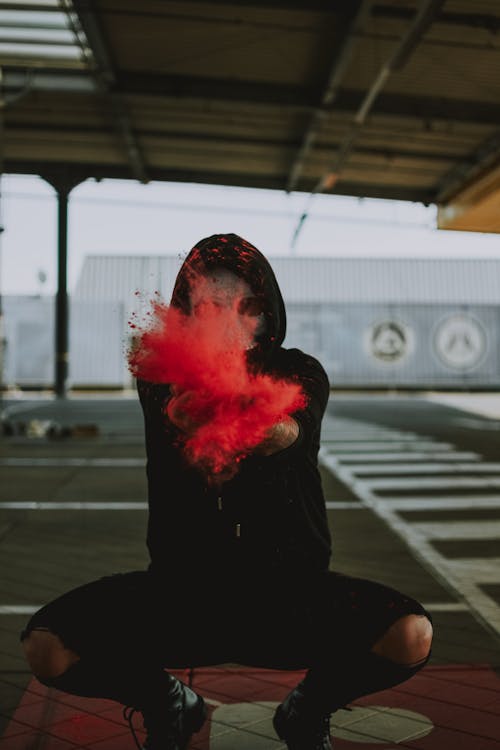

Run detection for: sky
[[1, 173, 500, 296]]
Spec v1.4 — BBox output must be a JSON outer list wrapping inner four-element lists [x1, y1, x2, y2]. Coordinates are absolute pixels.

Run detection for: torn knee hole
[[21, 629, 80, 679]]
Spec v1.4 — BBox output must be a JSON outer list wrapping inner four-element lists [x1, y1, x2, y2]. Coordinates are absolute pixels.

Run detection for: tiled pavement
[[0, 393, 500, 749]]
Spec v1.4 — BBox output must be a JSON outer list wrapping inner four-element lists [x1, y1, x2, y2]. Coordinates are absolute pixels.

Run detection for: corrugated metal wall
[[3, 297, 126, 388], [3, 255, 500, 389], [285, 302, 499, 387], [2, 296, 54, 387], [75, 256, 500, 305]]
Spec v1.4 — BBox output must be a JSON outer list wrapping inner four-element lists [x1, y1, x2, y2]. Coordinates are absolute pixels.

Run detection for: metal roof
[[74, 254, 500, 306], [0, 1, 91, 69], [3, 1, 500, 231]]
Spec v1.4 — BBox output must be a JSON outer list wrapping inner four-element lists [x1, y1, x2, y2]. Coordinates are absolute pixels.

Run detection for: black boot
[[274, 649, 431, 750], [124, 674, 207, 750], [273, 679, 333, 750], [37, 657, 207, 750]]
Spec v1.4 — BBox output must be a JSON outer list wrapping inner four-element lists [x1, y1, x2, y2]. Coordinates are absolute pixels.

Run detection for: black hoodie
[[138, 234, 332, 584]]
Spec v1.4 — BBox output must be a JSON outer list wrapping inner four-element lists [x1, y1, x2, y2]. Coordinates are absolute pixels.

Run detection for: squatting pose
[[21, 233, 433, 750]]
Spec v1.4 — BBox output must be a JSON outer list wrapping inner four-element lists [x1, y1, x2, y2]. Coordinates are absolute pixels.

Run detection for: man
[[20, 234, 433, 750]]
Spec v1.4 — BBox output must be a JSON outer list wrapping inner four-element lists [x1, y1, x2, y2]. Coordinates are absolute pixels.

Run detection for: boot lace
[[123, 704, 182, 750], [123, 706, 142, 750], [309, 714, 332, 747]]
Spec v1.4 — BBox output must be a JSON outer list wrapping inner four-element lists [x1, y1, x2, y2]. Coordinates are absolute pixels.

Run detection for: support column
[[55, 186, 70, 398], [43, 171, 84, 398]]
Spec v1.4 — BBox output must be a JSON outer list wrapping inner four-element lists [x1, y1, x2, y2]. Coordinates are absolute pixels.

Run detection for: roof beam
[[69, 0, 148, 183], [5, 68, 500, 127], [5, 120, 459, 164], [4, 69, 96, 92], [291, 0, 446, 247], [286, 0, 371, 193], [2, 0, 499, 31], [144, 0, 500, 31], [3, 158, 434, 203], [373, 4, 500, 33], [116, 72, 500, 126], [336, 90, 500, 126]]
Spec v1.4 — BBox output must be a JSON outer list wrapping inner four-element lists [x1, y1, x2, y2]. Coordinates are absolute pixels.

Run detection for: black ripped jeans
[[20, 568, 433, 713]]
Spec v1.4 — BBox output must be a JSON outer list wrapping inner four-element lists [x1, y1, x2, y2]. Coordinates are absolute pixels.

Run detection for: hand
[[167, 386, 216, 434], [255, 416, 299, 456], [166, 389, 198, 433]]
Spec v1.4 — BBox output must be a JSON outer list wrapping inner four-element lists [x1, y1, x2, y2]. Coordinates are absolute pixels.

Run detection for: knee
[[21, 630, 80, 681], [371, 614, 433, 666]]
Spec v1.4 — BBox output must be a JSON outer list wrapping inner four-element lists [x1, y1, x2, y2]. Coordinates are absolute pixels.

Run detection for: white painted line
[[423, 393, 500, 421], [445, 559, 500, 583], [322, 421, 425, 439], [366, 497, 500, 510], [453, 417, 500, 431], [420, 602, 469, 612], [320, 414, 500, 638], [322, 432, 423, 441], [0, 458, 145, 467], [325, 502, 364, 509], [0, 605, 39, 614], [411, 520, 500, 540], [366, 477, 500, 490], [358, 488, 500, 637], [349, 463, 500, 476], [0, 502, 147, 510], [336, 452, 480, 463], [322, 434, 431, 441], [1, 401, 53, 418], [321, 442, 454, 452]]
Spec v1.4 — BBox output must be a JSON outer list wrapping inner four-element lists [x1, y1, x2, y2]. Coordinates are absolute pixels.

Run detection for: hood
[[170, 233, 286, 365]]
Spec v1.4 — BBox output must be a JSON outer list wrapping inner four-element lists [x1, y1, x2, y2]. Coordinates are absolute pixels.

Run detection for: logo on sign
[[365, 320, 413, 363], [434, 313, 487, 370]]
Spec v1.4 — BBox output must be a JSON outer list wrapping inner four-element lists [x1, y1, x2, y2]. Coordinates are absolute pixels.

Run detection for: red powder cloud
[[128, 293, 306, 479]]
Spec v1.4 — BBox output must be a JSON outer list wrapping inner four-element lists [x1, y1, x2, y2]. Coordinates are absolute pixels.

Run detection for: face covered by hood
[[170, 233, 287, 367], [131, 233, 305, 479]]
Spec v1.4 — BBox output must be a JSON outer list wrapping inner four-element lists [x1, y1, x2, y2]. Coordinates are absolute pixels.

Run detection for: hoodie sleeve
[[271, 348, 330, 455]]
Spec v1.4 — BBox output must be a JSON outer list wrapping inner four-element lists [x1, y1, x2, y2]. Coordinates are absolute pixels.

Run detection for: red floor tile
[[191, 667, 306, 703], [46, 691, 116, 714], [0, 730, 81, 750], [396, 677, 500, 712], [3, 664, 500, 749], [46, 714, 128, 745], [21, 680, 51, 698], [404, 725, 500, 750], [485, 697, 500, 715], [8, 699, 85, 730], [96, 703, 136, 726], [412, 696, 499, 741], [1, 720, 35, 739], [77, 730, 143, 750], [423, 664, 500, 692]]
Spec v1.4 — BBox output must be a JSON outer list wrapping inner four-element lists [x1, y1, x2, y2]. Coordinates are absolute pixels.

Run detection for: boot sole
[[272, 705, 287, 740], [191, 695, 207, 734], [177, 698, 207, 750]]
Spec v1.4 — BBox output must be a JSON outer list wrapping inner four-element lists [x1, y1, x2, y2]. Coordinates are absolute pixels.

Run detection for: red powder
[[128, 292, 306, 479]]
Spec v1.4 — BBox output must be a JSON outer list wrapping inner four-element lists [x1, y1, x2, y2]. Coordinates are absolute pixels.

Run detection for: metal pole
[[290, 0, 446, 250], [55, 186, 69, 398], [0, 68, 4, 397]]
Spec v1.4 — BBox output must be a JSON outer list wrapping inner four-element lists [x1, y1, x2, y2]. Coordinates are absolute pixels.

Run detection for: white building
[[3, 255, 500, 389]]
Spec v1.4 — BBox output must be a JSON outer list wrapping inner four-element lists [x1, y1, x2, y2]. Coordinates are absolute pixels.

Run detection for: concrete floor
[[0, 392, 499, 749]]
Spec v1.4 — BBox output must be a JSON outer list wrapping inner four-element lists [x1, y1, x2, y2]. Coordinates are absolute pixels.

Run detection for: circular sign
[[434, 313, 487, 370], [365, 320, 413, 364]]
